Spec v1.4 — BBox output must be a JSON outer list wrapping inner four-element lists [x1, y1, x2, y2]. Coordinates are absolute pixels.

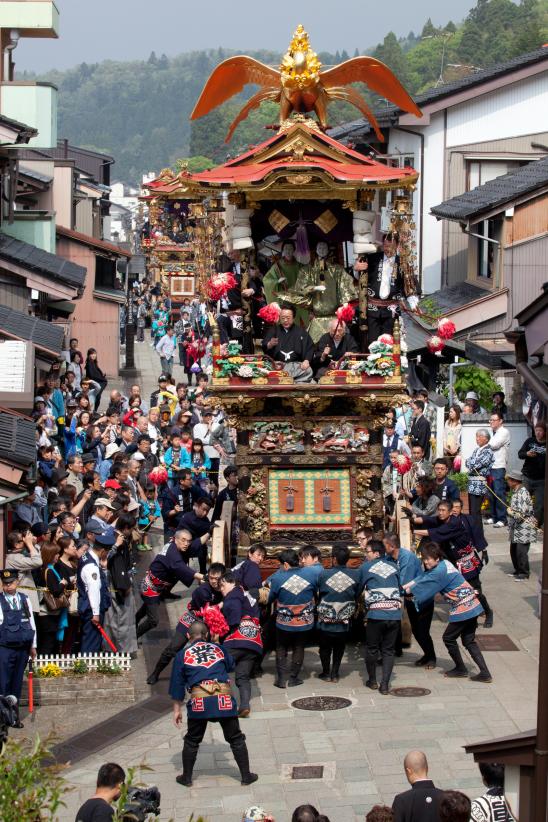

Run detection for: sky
[[15, 0, 478, 73]]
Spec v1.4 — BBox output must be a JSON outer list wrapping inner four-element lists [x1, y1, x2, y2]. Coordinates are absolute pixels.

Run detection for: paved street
[[53, 338, 542, 822]]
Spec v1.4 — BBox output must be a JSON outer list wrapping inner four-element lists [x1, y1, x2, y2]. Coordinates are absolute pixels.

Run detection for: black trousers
[[405, 599, 436, 662], [155, 627, 186, 671], [365, 619, 400, 684], [230, 648, 257, 710], [367, 308, 395, 345], [469, 575, 492, 617], [469, 493, 486, 539], [275, 628, 310, 682], [135, 596, 160, 638], [318, 630, 347, 676], [510, 542, 530, 577], [187, 543, 207, 575], [443, 616, 490, 675], [184, 716, 244, 754]]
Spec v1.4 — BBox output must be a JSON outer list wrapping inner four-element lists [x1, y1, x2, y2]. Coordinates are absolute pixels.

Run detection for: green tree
[[374, 32, 410, 86], [453, 365, 503, 411]]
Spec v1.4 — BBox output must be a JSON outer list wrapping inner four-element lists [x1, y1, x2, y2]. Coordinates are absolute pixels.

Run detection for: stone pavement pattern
[[53, 336, 542, 821]]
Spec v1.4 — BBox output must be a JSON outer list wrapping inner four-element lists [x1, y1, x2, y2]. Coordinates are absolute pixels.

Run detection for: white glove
[[277, 276, 286, 284], [313, 285, 326, 293], [407, 295, 420, 311]]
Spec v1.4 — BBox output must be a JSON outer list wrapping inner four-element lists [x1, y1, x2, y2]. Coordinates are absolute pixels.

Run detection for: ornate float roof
[[146, 118, 417, 202]]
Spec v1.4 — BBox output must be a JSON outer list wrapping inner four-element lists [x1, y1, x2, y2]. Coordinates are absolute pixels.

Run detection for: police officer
[[171, 620, 258, 787], [0, 569, 36, 713], [77, 524, 114, 652]]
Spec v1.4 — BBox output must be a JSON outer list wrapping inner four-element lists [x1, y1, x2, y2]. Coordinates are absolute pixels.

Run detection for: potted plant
[[452, 471, 470, 513]]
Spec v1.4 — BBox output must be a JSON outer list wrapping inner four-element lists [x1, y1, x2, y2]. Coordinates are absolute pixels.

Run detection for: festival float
[[145, 25, 457, 573]]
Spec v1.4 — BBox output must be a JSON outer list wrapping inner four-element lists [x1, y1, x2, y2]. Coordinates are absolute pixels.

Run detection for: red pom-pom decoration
[[258, 302, 281, 324], [391, 453, 412, 475], [437, 318, 456, 340], [148, 466, 168, 486], [336, 303, 355, 324], [378, 334, 394, 346], [206, 272, 237, 301], [196, 604, 230, 637], [426, 335, 445, 354]]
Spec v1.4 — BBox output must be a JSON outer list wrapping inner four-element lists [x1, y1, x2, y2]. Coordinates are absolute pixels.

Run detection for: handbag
[[42, 566, 70, 611]]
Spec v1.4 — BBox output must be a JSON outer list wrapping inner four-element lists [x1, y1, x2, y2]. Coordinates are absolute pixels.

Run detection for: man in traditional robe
[[312, 319, 359, 378], [262, 305, 314, 383], [354, 233, 419, 345], [263, 240, 306, 326], [285, 242, 358, 343]]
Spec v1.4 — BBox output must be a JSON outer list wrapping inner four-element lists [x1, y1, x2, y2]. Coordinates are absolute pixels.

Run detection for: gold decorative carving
[[355, 468, 375, 530], [287, 173, 313, 185], [285, 394, 332, 415], [241, 468, 268, 542]]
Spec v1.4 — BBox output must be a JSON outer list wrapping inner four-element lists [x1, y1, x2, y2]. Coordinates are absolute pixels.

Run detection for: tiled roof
[[0, 409, 36, 466], [0, 232, 86, 288], [329, 47, 548, 141], [430, 157, 548, 221], [0, 305, 64, 354], [424, 282, 490, 312]]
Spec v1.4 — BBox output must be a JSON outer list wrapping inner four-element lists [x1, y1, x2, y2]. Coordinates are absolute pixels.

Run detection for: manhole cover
[[391, 687, 431, 697], [292, 765, 324, 780], [292, 696, 352, 711], [476, 634, 518, 651]]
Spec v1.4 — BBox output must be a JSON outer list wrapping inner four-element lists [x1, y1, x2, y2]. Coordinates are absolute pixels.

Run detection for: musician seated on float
[[262, 305, 314, 383], [312, 318, 359, 378]]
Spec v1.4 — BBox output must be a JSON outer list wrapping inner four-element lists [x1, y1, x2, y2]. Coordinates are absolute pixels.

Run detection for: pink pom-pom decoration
[[148, 466, 168, 486], [391, 452, 412, 475], [453, 456, 462, 472], [196, 604, 230, 637], [378, 334, 394, 346], [336, 303, 355, 324], [258, 302, 281, 324], [206, 272, 237, 301], [426, 335, 445, 354], [437, 318, 457, 340]]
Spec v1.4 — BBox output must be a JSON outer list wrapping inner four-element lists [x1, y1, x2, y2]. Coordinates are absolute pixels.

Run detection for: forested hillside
[[33, 0, 548, 183]]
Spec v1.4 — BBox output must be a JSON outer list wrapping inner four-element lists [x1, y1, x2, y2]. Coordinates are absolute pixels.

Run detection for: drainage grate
[[476, 634, 519, 652], [292, 696, 352, 711], [391, 687, 431, 697], [292, 765, 324, 780]]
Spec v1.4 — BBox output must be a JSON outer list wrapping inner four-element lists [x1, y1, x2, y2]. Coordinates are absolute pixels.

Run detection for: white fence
[[35, 652, 131, 671]]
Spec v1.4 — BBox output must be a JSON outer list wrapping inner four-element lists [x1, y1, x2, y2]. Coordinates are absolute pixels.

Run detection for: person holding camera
[[0, 569, 36, 710], [75, 762, 125, 822]]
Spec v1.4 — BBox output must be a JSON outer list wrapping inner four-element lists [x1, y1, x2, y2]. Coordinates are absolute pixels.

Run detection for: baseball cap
[[84, 520, 106, 534], [104, 479, 122, 490], [126, 498, 140, 512]]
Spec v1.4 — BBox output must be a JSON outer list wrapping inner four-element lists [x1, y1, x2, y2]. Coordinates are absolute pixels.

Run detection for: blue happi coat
[[359, 556, 402, 621], [268, 566, 318, 632], [222, 586, 262, 655], [317, 566, 361, 633], [409, 560, 484, 622], [169, 639, 238, 719]]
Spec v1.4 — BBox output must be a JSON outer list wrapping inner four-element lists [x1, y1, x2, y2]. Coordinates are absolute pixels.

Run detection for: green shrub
[[454, 365, 502, 411]]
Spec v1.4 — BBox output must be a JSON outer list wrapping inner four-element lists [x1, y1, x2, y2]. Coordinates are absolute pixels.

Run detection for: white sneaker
[[493, 521, 506, 528], [485, 518, 494, 525]]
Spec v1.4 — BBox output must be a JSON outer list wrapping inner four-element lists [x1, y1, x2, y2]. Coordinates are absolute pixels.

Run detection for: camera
[[0, 695, 21, 754], [121, 786, 161, 821]]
